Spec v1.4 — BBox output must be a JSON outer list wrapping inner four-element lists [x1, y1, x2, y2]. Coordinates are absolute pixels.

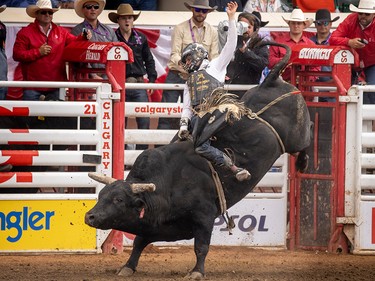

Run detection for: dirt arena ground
[[0, 245, 374, 281]]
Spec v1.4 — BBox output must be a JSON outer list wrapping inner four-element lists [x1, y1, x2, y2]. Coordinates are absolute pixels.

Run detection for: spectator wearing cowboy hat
[[0, 5, 7, 100], [12, 0, 91, 101], [330, 0, 375, 104], [225, 11, 269, 97], [310, 9, 340, 100], [157, 0, 219, 132], [311, 9, 339, 46], [109, 4, 157, 150], [268, 8, 315, 83], [71, 0, 117, 79]]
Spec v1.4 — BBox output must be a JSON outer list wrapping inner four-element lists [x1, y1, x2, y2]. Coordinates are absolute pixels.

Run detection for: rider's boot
[[223, 154, 251, 182]]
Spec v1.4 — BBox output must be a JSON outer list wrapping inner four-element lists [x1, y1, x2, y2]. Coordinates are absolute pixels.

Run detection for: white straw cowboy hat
[[282, 8, 313, 28], [184, 0, 217, 12], [0, 5, 6, 13], [26, 0, 59, 18], [74, 0, 106, 18], [349, 0, 375, 14], [108, 4, 141, 23]]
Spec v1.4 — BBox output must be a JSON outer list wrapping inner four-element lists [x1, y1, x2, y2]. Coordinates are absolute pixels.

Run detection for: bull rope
[[207, 161, 235, 234], [196, 89, 301, 154]]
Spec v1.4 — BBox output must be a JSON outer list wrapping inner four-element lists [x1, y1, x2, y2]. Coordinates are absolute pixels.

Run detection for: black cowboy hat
[[314, 8, 340, 23], [252, 11, 269, 27]]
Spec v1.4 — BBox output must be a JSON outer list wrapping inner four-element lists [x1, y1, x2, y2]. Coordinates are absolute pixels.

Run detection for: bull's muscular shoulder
[[128, 141, 208, 182]]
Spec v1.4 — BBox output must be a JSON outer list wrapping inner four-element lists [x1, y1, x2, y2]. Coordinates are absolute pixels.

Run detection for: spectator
[[209, 0, 243, 11], [157, 0, 219, 131], [109, 3, 157, 150], [178, 2, 250, 181], [310, 9, 339, 102], [71, 0, 117, 79], [0, 5, 7, 100], [243, 0, 282, 12], [330, 0, 375, 104], [105, 0, 157, 10], [268, 8, 314, 83], [226, 11, 269, 98], [12, 0, 91, 100]]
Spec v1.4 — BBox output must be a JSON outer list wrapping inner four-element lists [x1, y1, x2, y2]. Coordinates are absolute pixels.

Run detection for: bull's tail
[[259, 42, 291, 88]]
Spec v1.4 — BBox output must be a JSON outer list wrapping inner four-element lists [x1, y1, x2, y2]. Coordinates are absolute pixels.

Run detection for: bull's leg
[[117, 235, 150, 276], [186, 225, 214, 280]]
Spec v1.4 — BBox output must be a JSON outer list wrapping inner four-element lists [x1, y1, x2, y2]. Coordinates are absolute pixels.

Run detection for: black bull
[[85, 42, 312, 279]]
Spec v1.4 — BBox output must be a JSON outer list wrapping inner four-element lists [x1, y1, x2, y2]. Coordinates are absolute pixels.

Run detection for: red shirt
[[268, 32, 317, 82], [330, 13, 375, 68]]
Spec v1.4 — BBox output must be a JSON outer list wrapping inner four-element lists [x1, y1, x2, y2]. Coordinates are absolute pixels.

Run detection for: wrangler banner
[[0, 200, 96, 251]]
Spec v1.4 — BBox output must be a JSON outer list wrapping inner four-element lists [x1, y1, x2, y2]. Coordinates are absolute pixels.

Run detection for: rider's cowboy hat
[[74, 0, 105, 18], [349, 0, 375, 14], [108, 4, 141, 23], [0, 5, 6, 13], [282, 8, 313, 28], [184, 0, 217, 12], [26, 0, 59, 18], [314, 8, 340, 23]]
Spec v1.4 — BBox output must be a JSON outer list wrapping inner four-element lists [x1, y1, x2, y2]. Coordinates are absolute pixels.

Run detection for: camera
[[218, 20, 249, 35], [360, 38, 368, 44], [218, 20, 249, 51]]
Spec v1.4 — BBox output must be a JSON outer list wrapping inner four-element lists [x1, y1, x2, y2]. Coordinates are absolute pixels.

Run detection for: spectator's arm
[[329, 22, 350, 47], [13, 31, 42, 62], [209, 26, 220, 60], [142, 36, 157, 83], [238, 45, 269, 74], [169, 25, 184, 68]]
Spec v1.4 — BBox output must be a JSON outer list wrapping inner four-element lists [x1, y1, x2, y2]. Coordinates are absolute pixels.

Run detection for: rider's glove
[[178, 117, 189, 140]]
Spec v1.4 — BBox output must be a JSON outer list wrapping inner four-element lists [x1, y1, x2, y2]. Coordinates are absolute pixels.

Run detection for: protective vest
[[187, 69, 223, 108]]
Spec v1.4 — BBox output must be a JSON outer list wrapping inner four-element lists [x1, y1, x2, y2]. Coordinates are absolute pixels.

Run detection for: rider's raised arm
[[206, 2, 238, 82]]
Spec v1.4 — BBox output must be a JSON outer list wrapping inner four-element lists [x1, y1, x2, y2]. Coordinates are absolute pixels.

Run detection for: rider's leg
[[195, 140, 251, 181]]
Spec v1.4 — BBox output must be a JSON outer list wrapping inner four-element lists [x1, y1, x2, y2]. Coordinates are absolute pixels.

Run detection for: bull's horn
[[130, 183, 156, 193], [88, 172, 117, 185]]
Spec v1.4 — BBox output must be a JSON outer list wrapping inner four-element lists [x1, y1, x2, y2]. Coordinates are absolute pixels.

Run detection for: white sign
[[107, 46, 129, 61], [357, 201, 375, 250]]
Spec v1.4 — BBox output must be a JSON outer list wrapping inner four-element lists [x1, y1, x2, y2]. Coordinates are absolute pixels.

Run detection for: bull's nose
[[84, 212, 95, 226]]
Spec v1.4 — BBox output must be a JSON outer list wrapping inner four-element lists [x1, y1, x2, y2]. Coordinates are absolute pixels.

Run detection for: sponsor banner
[[122, 198, 287, 247], [0, 200, 96, 251], [358, 202, 375, 250]]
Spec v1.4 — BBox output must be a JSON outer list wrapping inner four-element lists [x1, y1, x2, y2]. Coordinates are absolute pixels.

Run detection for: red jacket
[[330, 13, 375, 68], [13, 20, 82, 90]]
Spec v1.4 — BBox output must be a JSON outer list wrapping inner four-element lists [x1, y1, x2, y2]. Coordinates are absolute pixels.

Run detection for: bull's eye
[[208, 116, 215, 124]]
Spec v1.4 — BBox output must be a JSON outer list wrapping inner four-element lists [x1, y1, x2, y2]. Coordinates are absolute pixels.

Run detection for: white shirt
[[181, 19, 237, 120]]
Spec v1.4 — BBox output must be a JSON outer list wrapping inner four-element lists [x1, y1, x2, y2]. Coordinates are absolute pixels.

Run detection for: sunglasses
[[39, 10, 53, 15], [84, 4, 100, 10], [358, 12, 371, 16], [194, 8, 209, 14], [316, 21, 329, 26]]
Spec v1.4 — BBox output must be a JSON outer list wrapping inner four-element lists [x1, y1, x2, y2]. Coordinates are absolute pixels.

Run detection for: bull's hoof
[[117, 266, 135, 276], [184, 271, 204, 280]]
